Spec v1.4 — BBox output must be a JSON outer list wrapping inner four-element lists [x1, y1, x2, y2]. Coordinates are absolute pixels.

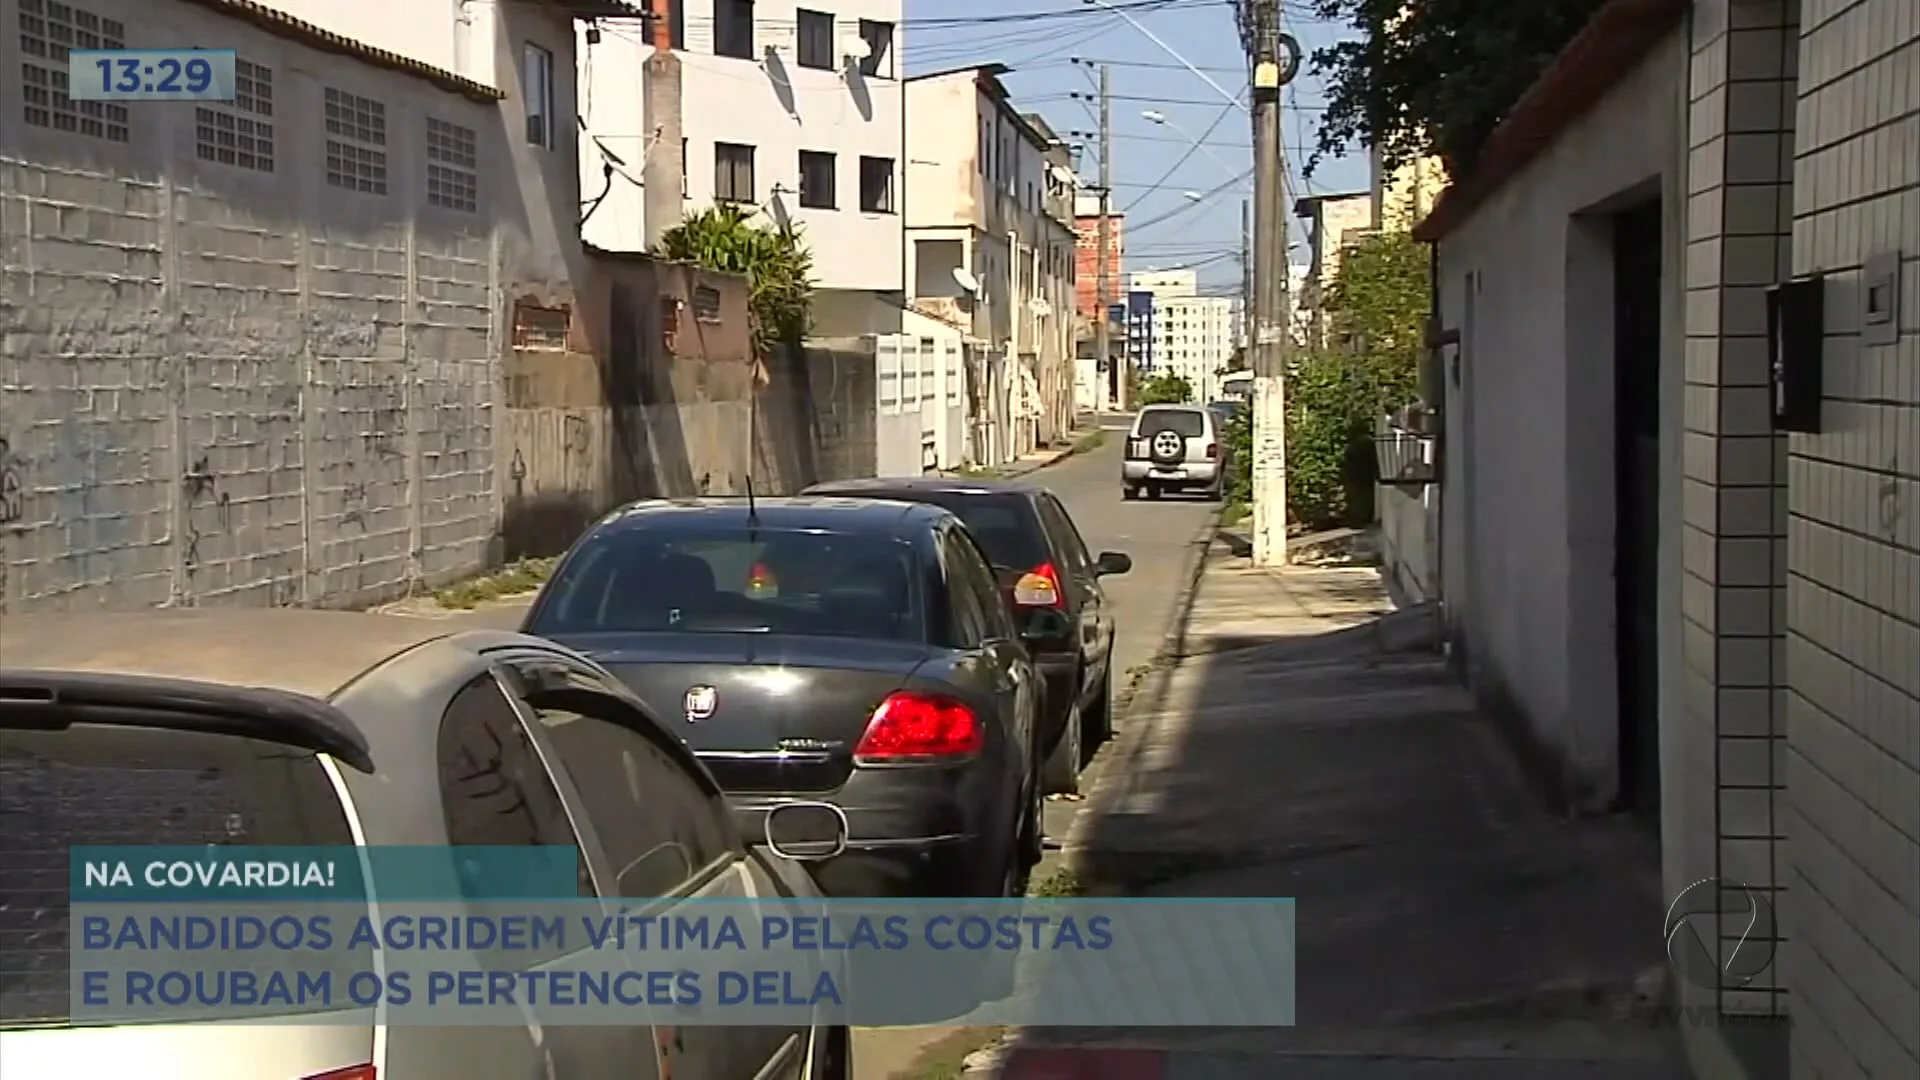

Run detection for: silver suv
[[1121, 405, 1227, 501]]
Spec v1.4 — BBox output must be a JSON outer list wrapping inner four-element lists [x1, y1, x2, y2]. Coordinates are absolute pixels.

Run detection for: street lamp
[[1141, 109, 1246, 186]]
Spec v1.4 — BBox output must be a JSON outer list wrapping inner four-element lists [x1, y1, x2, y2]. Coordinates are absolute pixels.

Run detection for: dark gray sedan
[[520, 497, 1051, 900]]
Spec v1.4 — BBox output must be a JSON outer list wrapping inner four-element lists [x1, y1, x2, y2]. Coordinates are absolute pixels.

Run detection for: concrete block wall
[[1780, 0, 1920, 1075], [1676, 0, 1797, 1038], [0, 0, 505, 613]]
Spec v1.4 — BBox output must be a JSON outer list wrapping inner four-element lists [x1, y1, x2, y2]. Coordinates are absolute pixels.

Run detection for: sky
[[901, 0, 1366, 294]]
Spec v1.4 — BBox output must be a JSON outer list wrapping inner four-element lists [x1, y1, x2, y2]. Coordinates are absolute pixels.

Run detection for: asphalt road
[[1025, 423, 1220, 829]]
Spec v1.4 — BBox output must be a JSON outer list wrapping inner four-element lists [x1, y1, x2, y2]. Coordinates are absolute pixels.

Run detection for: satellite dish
[[841, 36, 872, 60], [951, 266, 980, 294]]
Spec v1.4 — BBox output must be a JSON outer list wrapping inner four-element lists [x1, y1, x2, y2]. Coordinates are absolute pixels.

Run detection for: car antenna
[[745, 471, 759, 526]]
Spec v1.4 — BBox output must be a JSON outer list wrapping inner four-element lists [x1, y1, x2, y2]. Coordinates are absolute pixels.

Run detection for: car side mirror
[[763, 801, 849, 861], [1019, 607, 1073, 642], [1094, 551, 1132, 576]]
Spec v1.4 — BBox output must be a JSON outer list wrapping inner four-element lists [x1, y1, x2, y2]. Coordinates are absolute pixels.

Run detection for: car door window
[[437, 673, 596, 896], [508, 672, 736, 900], [941, 531, 990, 648], [1039, 496, 1093, 578], [954, 532, 1016, 640]]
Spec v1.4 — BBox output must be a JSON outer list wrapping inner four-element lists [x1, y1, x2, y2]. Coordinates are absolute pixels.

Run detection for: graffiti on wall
[[180, 452, 232, 575], [0, 437, 22, 526]]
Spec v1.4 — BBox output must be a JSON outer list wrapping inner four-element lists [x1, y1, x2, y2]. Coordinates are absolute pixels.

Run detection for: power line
[[1124, 166, 1253, 232], [1121, 97, 1241, 212], [908, 0, 1223, 28]]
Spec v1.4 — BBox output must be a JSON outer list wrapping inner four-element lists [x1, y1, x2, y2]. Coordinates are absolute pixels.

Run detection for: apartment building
[[903, 63, 1078, 455], [1126, 269, 1239, 403], [1293, 189, 1375, 347], [575, 0, 906, 333], [1073, 191, 1125, 409]]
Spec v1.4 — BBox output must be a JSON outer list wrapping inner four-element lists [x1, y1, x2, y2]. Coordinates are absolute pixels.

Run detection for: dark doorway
[[1612, 200, 1662, 823]]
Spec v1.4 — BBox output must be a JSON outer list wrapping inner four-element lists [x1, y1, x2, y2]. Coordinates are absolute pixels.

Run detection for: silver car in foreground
[[1121, 404, 1228, 500], [0, 609, 850, 1080]]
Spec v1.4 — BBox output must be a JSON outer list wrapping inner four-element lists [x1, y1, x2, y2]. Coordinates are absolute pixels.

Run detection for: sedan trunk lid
[[547, 631, 933, 793]]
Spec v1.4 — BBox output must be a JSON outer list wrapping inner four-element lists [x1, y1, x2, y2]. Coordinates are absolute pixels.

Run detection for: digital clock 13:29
[[68, 49, 237, 102]]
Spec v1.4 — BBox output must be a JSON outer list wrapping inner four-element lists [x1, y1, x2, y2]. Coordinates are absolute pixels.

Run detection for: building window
[[795, 9, 834, 69], [426, 117, 478, 212], [323, 87, 387, 195], [18, 0, 128, 142], [715, 0, 754, 59], [680, 138, 688, 197], [512, 301, 571, 350], [856, 19, 893, 78], [195, 59, 273, 171], [976, 119, 986, 174], [714, 142, 755, 204], [798, 150, 836, 209], [859, 156, 894, 213], [691, 285, 722, 323], [523, 42, 554, 147]]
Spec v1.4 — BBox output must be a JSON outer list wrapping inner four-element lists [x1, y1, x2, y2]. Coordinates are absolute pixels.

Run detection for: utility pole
[[1094, 65, 1120, 410], [1240, 197, 1252, 360], [1246, 0, 1296, 566]]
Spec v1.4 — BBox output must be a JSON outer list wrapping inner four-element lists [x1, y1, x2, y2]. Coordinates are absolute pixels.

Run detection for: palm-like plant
[[653, 204, 814, 358]]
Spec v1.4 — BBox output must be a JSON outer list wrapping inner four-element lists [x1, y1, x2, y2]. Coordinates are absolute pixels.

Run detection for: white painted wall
[[1433, 32, 1685, 809], [256, 0, 585, 298], [1128, 268, 1196, 296], [576, 1, 904, 293], [873, 323, 966, 476], [904, 67, 1061, 356]]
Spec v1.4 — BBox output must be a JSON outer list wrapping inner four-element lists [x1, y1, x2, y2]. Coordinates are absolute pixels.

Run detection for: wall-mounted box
[[1861, 251, 1901, 348], [1767, 275, 1824, 433]]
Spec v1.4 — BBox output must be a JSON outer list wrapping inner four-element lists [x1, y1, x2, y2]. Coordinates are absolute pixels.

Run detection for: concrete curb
[[943, 427, 1106, 482], [1059, 505, 1220, 859]]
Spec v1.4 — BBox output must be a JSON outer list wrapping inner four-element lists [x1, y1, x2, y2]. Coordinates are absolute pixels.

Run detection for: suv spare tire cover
[[1148, 427, 1186, 464]]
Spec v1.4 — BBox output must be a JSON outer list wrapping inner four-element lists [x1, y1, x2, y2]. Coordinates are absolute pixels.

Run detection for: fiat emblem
[[684, 685, 717, 723]]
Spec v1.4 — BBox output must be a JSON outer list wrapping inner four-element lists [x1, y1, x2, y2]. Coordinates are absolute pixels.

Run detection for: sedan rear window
[[0, 726, 356, 1026], [1138, 410, 1206, 438], [532, 527, 925, 641], [900, 494, 1048, 571]]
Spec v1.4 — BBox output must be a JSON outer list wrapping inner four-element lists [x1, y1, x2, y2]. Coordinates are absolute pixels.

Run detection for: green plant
[[1135, 372, 1193, 405], [1281, 230, 1429, 529], [1222, 407, 1252, 505], [654, 204, 814, 357], [1303, 0, 1608, 177]]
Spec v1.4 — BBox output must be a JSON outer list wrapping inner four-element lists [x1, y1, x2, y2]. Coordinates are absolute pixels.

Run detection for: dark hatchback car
[[800, 478, 1131, 794], [520, 497, 1049, 899]]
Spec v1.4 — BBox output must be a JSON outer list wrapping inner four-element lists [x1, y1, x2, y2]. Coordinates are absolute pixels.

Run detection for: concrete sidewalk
[[978, 543, 1690, 1079]]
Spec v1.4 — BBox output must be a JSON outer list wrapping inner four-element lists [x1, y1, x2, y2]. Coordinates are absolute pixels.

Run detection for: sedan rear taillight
[[854, 692, 982, 762], [303, 1067, 376, 1080]]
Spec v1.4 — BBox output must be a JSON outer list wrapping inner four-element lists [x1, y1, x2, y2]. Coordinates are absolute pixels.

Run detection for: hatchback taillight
[[1012, 563, 1064, 607], [1205, 443, 1219, 459]]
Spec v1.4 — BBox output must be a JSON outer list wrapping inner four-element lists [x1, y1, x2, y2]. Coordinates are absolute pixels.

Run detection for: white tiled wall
[[1678, 0, 1797, 1026], [1780, 0, 1920, 1074]]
